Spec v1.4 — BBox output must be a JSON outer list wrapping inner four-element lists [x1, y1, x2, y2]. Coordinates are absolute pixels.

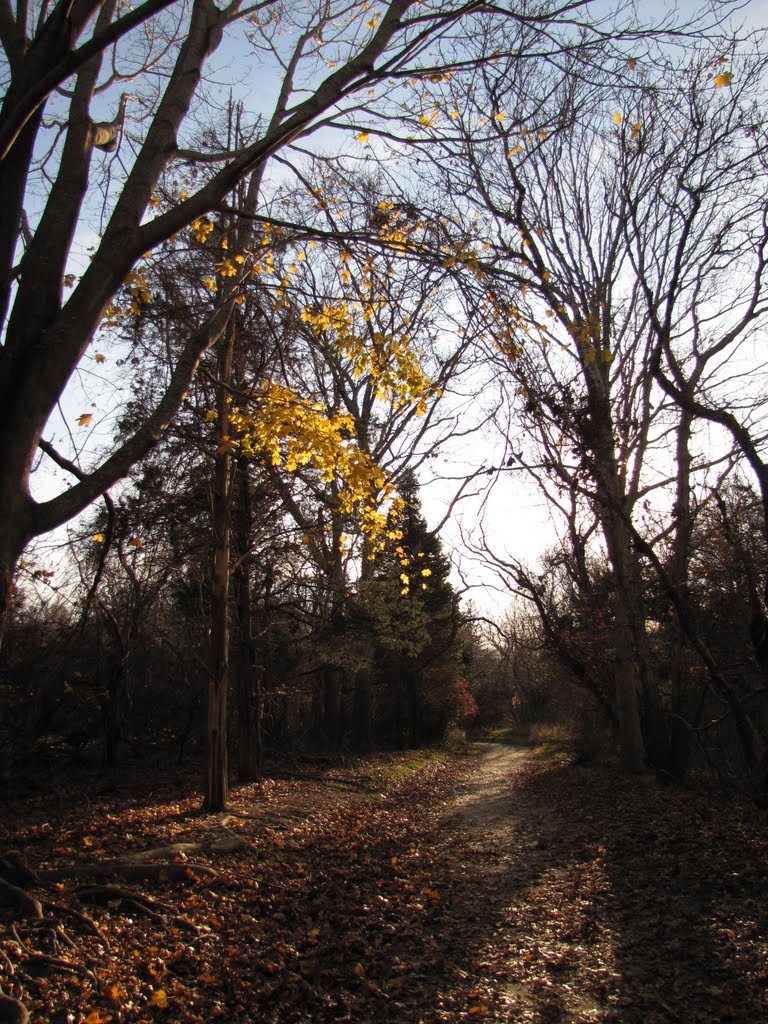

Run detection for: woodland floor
[[2, 740, 768, 1024]]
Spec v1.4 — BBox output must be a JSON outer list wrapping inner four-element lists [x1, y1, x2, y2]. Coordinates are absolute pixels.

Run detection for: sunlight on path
[[437, 743, 610, 1023]]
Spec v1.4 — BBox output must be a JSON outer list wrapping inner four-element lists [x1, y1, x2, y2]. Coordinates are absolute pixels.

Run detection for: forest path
[[4, 743, 768, 1024], [424, 741, 768, 1024]]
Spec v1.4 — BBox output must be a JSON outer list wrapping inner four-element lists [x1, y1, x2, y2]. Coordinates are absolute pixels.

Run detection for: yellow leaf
[[83, 835, 95, 846], [450, 110, 459, 119], [357, 131, 369, 143], [421, 568, 432, 577], [77, 413, 92, 427], [366, 14, 379, 28], [613, 112, 622, 124], [714, 71, 732, 89], [150, 989, 168, 1008], [627, 57, 637, 70], [83, 1012, 112, 1024], [399, 573, 409, 585], [94, 353, 106, 363], [494, 111, 505, 122], [92, 533, 104, 544], [205, 409, 218, 422]]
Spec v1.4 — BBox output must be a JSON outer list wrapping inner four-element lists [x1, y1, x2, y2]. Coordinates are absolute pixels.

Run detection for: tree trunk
[[0, 474, 33, 647], [323, 666, 344, 749], [589, 397, 647, 773], [233, 462, 262, 782], [102, 662, 126, 774], [666, 402, 696, 778], [352, 665, 372, 754], [611, 595, 645, 772], [204, 323, 234, 811]]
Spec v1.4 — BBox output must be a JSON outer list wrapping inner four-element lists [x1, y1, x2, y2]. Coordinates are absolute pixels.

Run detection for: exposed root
[[0, 877, 42, 920], [74, 884, 172, 921], [39, 860, 218, 883], [0, 989, 28, 1024]]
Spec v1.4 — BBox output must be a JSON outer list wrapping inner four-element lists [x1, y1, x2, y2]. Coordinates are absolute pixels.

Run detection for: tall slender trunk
[[204, 323, 235, 811], [352, 665, 372, 754], [323, 666, 344, 749], [666, 403, 695, 778], [234, 467, 262, 782]]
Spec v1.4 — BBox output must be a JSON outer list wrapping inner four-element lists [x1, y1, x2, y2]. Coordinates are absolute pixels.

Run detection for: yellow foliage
[[215, 259, 238, 277], [191, 218, 214, 243], [125, 268, 151, 307], [227, 381, 403, 555]]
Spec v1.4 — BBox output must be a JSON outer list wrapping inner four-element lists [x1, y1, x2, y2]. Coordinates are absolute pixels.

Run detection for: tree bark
[[204, 322, 235, 811]]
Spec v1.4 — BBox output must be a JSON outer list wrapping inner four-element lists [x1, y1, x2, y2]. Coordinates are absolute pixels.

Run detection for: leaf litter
[[2, 745, 768, 1023]]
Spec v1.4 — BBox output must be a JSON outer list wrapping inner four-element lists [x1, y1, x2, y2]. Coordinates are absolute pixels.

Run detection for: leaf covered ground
[[2, 743, 768, 1023]]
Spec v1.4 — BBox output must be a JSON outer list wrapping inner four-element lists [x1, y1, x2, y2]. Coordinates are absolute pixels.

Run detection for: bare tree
[[412, 26, 768, 778]]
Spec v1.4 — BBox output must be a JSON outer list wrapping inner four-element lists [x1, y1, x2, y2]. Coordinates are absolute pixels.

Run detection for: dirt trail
[[429, 743, 609, 1023], [425, 741, 768, 1024], [448, 742, 530, 825]]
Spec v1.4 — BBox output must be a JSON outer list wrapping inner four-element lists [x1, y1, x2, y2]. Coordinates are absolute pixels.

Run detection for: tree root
[[39, 860, 218, 883], [44, 899, 107, 948], [0, 989, 28, 1024], [74, 884, 172, 920], [10, 926, 96, 981], [0, 877, 42, 919]]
